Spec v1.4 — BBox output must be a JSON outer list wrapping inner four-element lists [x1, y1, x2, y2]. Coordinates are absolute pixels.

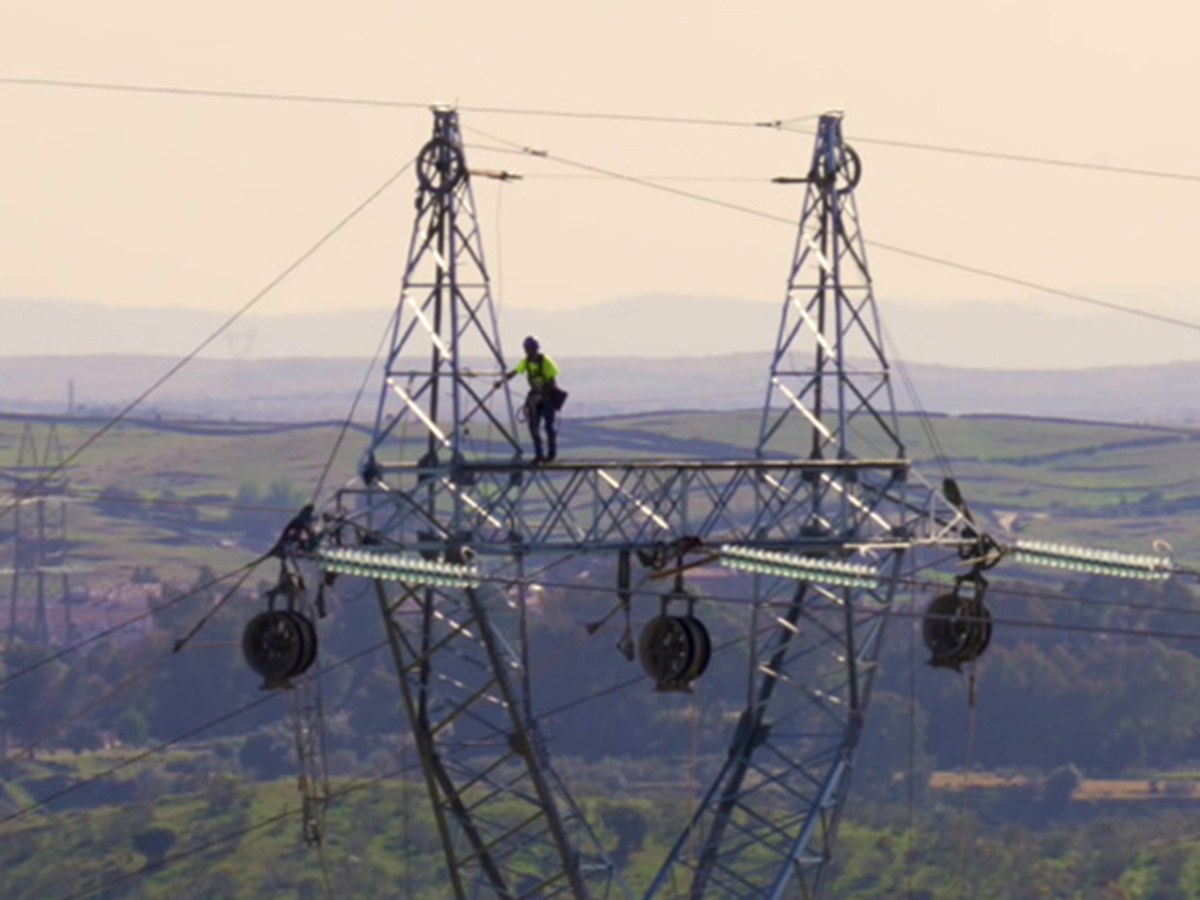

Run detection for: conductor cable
[[0, 156, 417, 525]]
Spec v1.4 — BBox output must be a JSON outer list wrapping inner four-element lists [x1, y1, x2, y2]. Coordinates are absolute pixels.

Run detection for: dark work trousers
[[527, 393, 557, 461]]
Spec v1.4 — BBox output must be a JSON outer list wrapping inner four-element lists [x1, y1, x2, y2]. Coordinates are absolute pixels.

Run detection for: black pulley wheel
[[963, 600, 992, 661], [639, 615, 696, 686], [923, 593, 991, 669], [286, 610, 319, 678], [922, 593, 971, 665], [416, 137, 466, 194], [242, 610, 306, 682], [679, 616, 712, 682], [813, 143, 862, 194]]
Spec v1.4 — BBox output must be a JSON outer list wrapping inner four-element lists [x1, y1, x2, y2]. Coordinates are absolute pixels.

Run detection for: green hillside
[[4, 409, 1200, 897]]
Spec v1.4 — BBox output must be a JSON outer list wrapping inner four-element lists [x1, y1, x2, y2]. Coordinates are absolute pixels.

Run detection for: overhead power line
[[1, 638, 388, 829], [0, 76, 802, 129], [0, 690, 277, 828], [784, 126, 1200, 184], [3, 503, 1189, 706], [0, 76, 429, 110], [57, 752, 420, 900], [2, 552, 1193, 867], [0, 558, 265, 692], [6, 77, 1199, 334], [471, 129, 1200, 337], [498, 570, 1200, 640], [461, 103, 797, 129], [0, 156, 416, 528], [9, 75, 1197, 183], [867, 240, 1200, 335]]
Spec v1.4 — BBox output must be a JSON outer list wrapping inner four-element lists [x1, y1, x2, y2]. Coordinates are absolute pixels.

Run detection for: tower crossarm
[[342, 457, 963, 556], [852, 467, 984, 550]]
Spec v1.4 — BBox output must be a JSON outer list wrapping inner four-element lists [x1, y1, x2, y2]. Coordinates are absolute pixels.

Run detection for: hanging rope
[[906, 584, 919, 900], [311, 305, 397, 506], [881, 319, 956, 481], [952, 664, 981, 900]]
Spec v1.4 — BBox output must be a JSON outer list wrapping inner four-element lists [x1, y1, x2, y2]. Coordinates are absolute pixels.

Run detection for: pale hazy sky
[[1, 1, 1198, 346]]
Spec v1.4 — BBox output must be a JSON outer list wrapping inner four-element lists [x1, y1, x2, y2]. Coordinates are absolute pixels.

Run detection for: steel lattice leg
[[644, 550, 903, 899], [375, 574, 625, 900]]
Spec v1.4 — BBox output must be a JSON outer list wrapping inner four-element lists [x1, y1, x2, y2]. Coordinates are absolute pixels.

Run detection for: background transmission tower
[[3, 422, 72, 647]]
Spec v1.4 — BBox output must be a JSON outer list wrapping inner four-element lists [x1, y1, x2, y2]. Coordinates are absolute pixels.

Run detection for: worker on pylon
[[497, 335, 564, 464]]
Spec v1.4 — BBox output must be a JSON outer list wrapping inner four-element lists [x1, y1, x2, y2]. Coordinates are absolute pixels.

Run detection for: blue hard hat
[[523, 335, 540, 352]]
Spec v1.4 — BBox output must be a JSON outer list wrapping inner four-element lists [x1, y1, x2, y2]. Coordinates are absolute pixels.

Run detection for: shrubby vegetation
[[4, 567, 1200, 895], [6, 773, 1200, 898]]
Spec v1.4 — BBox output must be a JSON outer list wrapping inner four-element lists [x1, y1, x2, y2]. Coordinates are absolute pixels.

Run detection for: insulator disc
[[638, 615, 696, 687], [242, 610, 306, 683]]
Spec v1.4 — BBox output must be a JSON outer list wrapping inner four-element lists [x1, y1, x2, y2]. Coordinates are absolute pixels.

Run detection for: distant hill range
[[0, 352, 1197, 425], [1, 294, 1198, 422]]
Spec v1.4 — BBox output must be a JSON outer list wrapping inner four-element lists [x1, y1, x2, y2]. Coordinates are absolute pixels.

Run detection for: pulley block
[[416, 137, 466, 195], [811, 143, 862, 195], [638, 614, 711, 691], [922, 590, 992, 672], [242, 609, 318, 688]]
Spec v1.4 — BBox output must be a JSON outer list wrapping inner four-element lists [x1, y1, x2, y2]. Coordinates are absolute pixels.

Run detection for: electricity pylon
[[4, 422, 72, 646], [308, 108, 1165, 898], [327, 105, 966, 899]]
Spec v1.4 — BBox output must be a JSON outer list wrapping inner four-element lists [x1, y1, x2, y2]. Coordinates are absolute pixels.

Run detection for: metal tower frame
[[329, 108, 978, 899], [3, 422, 72, 646], [346, 106, 624, 900], [647, 114, 912, 899]]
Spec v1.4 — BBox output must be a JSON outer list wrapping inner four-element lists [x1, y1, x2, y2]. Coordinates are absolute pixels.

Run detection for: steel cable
[[0, 557, 264, 692], [11, 74, 1200, 183], [782, 126, 1200, 184], [463, 125, 1200, 338], [59, 753, 421, 900], [0, 156, 417, 528], [0, 638, 388, 829]]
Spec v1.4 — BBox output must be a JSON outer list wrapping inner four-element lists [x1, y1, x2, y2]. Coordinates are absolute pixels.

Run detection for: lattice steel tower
[[317, 108, 985, 899], [232, 105, 1181, 898], [4, 422, 72, 646]]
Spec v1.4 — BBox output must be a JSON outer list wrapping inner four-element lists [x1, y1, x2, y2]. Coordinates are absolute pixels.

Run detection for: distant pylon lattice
[[4, 422, 72, 647]]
